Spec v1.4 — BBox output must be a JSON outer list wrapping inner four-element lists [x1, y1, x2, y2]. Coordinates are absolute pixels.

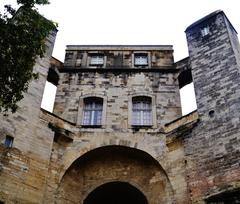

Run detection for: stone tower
[[184, 10, 240, 203], [0, 10, 240, 204], [0, 30, 57, 203]]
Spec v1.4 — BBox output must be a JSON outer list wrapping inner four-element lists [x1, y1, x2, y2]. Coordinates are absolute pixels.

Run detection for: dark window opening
[[178, 69, 193, 89], [65, 52, 73, 60], [47, 68, 59, 86], [4, 135, 14, 148]]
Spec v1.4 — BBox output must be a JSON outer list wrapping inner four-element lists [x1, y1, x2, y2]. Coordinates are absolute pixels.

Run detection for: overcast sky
[[39, 0, 240, 62], [1, 0, 240, 62], [1, 0, 240, 114]]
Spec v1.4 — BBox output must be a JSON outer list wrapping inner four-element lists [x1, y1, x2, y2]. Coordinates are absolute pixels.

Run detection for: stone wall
[[44, 46, 189, 203], [53, 71, 182, 129], [41, 108, 195, 204], [64, 45, 174, 69], [56, 146, 174, 204], [185, 10, 240, 203], [0, 31, 57, 203], [1, 10, 240, 204]]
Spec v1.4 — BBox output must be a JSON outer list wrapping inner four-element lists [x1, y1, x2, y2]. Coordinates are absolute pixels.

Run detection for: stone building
[[0, 10, 240, 204]]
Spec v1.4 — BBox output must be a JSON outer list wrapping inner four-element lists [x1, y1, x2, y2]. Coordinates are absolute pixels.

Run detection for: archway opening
[[84, 181, 148, 204], [57, 146, 174, 203]]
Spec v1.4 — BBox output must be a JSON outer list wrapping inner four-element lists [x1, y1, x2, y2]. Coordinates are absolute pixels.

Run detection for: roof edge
[[65, 45, 173, 51], [185, 10, 223, 32], [185, 10, 238, 34]]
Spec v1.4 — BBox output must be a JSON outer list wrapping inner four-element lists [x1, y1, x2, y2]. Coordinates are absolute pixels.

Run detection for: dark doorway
[[206, 189, 240, 204], [84, 181, 148, 204]]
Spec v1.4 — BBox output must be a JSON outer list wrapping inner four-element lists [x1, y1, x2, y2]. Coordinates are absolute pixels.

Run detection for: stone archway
[[83, 181, 148, 204], [56, 145, 175, 204]]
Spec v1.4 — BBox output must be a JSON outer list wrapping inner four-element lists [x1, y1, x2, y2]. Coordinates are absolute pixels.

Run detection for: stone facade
[[0, 30, 57, 203], [0, 10, 240, 204], [184, 11, 240, 203]]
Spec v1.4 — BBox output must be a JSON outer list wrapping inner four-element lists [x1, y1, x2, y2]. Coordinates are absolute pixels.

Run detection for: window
[[65, 52, 73, 60], [132, 96, 152, 126], [82, 97, 103, 126], [4, 135, 14, 148], [134, 54, 148, 67], [201, 26, 210, 37], [90, 54, 104, 66]]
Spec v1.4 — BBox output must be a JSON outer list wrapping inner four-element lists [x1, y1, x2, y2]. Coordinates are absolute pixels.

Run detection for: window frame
[[201, 26, 210, 37], [4, 135, 14, 148], [82, 97, 103, 127], [77, 94, 107, 128], [132, 96, 152, 126], [132, 52, 151, 68], [128, 94, 156, 128], [88, 53, 106, 68]]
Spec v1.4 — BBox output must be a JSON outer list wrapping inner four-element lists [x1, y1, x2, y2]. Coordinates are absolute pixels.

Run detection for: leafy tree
[[0, 0, 56, 113]]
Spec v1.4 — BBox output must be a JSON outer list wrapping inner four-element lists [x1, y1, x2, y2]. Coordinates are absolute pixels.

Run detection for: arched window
[[132, 96, 152, 126], [82, 97, 103, 126]]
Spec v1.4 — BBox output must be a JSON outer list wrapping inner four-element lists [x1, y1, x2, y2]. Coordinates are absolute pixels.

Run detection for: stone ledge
[[164, 111, 199, 142]]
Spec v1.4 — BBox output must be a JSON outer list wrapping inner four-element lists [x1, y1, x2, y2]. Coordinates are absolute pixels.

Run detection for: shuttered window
[[132, 96, 152, 126], [82, 97, 103, 126], [134, 54, 148, 66], [90, 55, 104, 65]]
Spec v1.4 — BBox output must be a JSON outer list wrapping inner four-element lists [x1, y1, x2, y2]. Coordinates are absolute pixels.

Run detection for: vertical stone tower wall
[[185, 10, 240, 203], [0, 31, 57, 203]]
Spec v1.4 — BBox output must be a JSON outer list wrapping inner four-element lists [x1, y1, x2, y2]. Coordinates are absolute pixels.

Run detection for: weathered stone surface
[[0, 31, 57, 203], [185, 10, 240, 203], [1, 10, 240, 204]]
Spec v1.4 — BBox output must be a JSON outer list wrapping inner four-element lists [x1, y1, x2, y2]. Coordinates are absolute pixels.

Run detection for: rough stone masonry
[[0, 10, 240, 204]]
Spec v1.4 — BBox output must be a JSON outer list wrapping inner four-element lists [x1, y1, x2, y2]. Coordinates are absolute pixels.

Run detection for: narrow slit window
[[201, 26, 210, 37], [4, 135, 14, 148]]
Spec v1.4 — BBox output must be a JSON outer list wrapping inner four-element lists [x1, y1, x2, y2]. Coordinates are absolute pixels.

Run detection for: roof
[[185, 10, 238, 34], [66, 45, 173, 51]]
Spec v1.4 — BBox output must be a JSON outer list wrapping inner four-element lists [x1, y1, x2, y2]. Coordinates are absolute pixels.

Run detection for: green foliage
[[0, 1, 56, 113]]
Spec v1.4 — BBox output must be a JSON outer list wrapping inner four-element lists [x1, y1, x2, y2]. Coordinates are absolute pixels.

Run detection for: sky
[[1, 0, 240, 114], [39, 0, 240, 62], [1, 0, 239, 62]]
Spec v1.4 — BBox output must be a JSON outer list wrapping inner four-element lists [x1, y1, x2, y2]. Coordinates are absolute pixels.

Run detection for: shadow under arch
[[59, 140, 169, 182], [59, 145, 169, 184], [83, 181, 148, 204], [56, 145, 175, 204]]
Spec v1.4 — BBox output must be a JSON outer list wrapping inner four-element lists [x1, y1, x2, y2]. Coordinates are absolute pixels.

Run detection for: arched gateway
[[56, 146, 175, 204], [83, 181, 148, 204]]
